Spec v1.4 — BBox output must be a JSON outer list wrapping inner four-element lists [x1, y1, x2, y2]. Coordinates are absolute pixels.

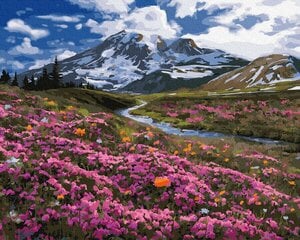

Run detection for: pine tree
[[50, 57, 62, 88], [29, 75, 35, 90], [23, 76, 29, 90], [11, 72, 18, 86], [0, 70, 11, 84]]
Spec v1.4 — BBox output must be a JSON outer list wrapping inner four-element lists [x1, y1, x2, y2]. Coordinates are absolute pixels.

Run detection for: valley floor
[[0, 85, 299, 239]]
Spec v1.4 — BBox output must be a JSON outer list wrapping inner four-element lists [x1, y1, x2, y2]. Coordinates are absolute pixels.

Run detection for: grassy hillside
[[0, 85, 299, 239], [133, 90, 300, 143]]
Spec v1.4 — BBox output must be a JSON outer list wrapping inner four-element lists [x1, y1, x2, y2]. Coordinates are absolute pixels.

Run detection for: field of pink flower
[[133, 94, 300, 143], [0, 86, 299, 239]]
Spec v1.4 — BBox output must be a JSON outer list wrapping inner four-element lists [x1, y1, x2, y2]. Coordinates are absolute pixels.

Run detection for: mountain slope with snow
[[20, 30, 248, 92], [202, 54, 300, 91]]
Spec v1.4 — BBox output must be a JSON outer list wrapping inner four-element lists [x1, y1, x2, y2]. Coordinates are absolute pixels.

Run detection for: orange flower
[[57, 194, 64, 200], [240, 200, 244, 205], [124, 189, 132, 195], [122, 136, 131, 143], [263, 160, 268, 165], [129, 146, 136, 151], [26, 125, 33, 131], [147, 132, 154, 138], [194, 196, 200, 201], [219, 190, 226, 196], [154, 177, 171, 188], [214, 197, 220, 203], [290, 208, 295, 212], [153, 140, 160, 145], [74, 128, 86, 137], [174, 150, 179, 155]]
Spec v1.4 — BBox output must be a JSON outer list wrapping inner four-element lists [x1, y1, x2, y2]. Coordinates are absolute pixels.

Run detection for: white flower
[[283, 216, 289, 220], [6, 157, 20, 165], [41, 117, 49, 123], [251, 166, 260, 170], [200, 208, 210, 214], [96, 138, 102, 144], [263, 208, 267, 213], [4, 104, 12, 110], [9, 210, 17, 218]]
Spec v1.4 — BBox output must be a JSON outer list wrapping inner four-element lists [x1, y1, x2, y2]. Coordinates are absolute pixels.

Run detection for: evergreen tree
[[29, 75, 35, 90], [50, 57, 62, 88], [23, 76, 29, 90], [11, 72, 18, 86], [0, 70, 11, 84]]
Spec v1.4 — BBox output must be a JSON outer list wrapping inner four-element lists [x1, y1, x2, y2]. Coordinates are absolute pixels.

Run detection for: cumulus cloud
[[5, 19, 49, 40], [168, 0, 300, 59], [29, 59, 52, 70], [8, 37, 42, 55], [55, 24, 68, 29], [36, 14, 82, 22], [16, 7, 33, 17], [67, 0, 134, 15], [85, 6, 181, 48], [8, 60, 25, 70], [57, 50, 77, 60], [75, 23, 82, 30]]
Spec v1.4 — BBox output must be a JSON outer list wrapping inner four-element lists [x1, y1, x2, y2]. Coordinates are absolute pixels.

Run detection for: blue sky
[[1, 0, 299, 72]]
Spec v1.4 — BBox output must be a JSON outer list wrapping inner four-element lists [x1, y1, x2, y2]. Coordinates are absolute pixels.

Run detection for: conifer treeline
[[0, 57, 96, 90]]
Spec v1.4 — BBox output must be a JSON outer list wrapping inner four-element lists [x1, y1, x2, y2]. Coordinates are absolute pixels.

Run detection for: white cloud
[[86, 6, 181, 48], [6, 36, 16, 44], [8, 60, 25, 70], [16, 7, 33, 16], [171, 0, 300, 59], [5, 19, 49, 40], [0, 58, 5, 64], [36, 14, 82, 22], [29, 59, 52, 70], [57, 50, 77, 60], [75, 23, 83, 30], [55, 24, 68, 29], [67, 0, 134, 15], [8, 37, 42, 55]]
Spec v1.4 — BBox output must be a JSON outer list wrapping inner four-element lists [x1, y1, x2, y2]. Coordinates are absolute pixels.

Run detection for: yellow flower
[[66, 105, 76, 111], [57, 194, 64, 200], [191, 151, 196, 156], [154, 177, 171, 188], [26, 125, 33, 131], [263, 160, 268, 165], [224, 158, 229, 162], [74, 128, 86, 137], [45, 100, 57, 107], [240, 200, 244, 205], [288, 181, 296, 186], [214, 197, 220, 203]]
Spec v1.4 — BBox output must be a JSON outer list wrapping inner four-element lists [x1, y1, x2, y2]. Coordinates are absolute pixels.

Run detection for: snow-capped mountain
[[202, 54, 300, 91], [21, 30, 248, 92]]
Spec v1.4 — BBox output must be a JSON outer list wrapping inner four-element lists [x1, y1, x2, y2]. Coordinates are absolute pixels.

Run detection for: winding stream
[[116, 101, 286, 145]]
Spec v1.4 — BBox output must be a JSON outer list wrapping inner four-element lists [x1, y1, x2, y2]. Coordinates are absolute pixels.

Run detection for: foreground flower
[[154, 177, 171, 188], [74, 128, 86, 137], [26, 125, 33, 131], [57, 194, 65, 200]]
